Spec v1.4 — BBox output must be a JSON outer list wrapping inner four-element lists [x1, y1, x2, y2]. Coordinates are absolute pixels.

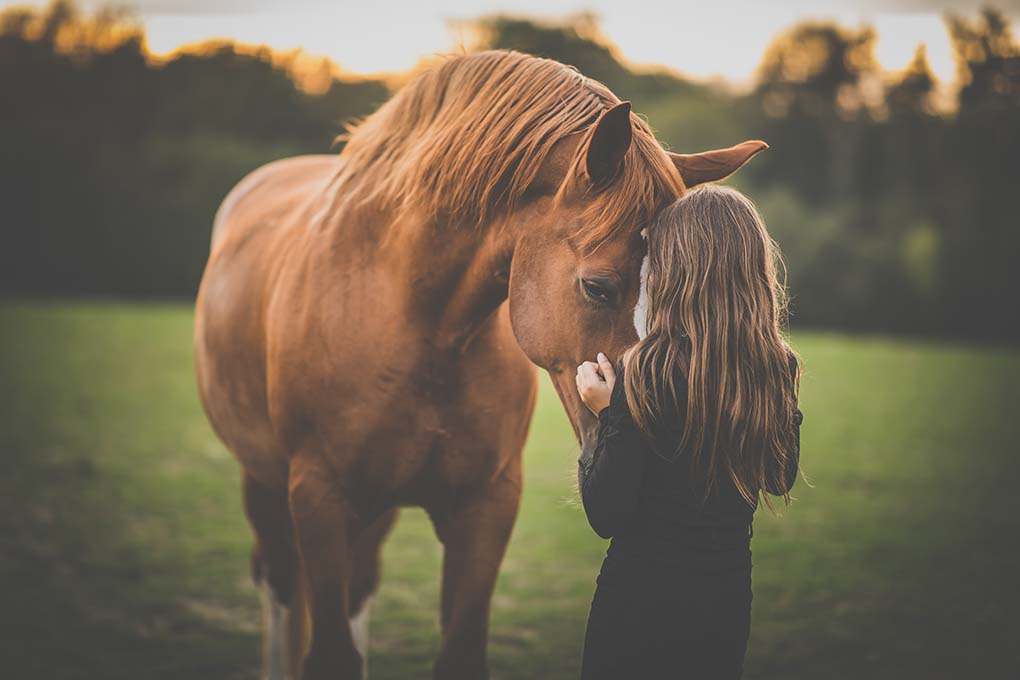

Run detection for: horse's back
[[197, 154, 338, 486], [211, 154, 338, 249]]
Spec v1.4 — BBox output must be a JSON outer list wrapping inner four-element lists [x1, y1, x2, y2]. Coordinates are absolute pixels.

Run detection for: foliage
[[0, 1, 388, 297], [2, 2, 1019, 340]]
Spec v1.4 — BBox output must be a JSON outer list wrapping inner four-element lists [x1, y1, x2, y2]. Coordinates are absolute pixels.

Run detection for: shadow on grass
[[0, 448, 259, 680]]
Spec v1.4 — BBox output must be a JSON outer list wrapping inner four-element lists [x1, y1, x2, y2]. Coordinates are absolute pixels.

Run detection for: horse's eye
[[580, 278, 614, 304]]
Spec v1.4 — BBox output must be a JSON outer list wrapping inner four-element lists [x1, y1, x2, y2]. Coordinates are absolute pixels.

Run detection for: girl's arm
[[578, 376, 645, 539]]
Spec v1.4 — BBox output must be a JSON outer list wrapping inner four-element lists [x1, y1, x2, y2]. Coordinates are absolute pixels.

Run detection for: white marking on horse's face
[[633, 230, 649, 339], [259, 580, 291, 680], [350, 595, 373, 676]]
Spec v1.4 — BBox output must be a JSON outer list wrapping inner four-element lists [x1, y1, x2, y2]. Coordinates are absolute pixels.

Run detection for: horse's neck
[[430, 225, 513, 350], [322, 199, 513, 352]]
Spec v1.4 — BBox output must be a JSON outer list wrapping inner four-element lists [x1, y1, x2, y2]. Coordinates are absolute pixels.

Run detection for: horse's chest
[[268, 320, 532, 512], [348, 399, 508, 507]]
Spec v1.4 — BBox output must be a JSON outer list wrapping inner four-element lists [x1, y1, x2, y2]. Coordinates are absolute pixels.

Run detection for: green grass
[[1, 301, 1018, 679]]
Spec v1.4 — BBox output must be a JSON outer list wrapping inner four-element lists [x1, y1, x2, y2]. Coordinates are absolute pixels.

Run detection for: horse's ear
[[670, 140, 768, 188], [585, 101, 632, 187]]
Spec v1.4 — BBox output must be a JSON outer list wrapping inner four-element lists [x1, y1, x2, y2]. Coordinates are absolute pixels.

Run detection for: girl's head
[[623, 184, 799, 508]]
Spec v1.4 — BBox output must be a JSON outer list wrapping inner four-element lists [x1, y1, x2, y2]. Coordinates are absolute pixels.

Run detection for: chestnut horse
[[195, 50, 764, 680]]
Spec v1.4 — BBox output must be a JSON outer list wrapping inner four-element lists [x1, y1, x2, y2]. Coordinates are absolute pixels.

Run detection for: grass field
[[2, 301, 1019, 679]]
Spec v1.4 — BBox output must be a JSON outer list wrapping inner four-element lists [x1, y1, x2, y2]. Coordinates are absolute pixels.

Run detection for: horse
[[194, 49, 765, 680]]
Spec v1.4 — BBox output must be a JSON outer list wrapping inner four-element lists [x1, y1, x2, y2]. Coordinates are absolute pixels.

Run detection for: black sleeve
[[765, 354, 803, 496], [577, 373, 645, 539]]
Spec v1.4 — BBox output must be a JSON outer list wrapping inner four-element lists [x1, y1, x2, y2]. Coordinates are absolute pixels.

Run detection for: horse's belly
[[195, 269, 285, 486]]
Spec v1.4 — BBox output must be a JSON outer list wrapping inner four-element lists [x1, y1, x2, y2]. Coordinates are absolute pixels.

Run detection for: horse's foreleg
[[430, 466, 522, 680], [288, 456, 363, 680], [243, 473, 299, 680]]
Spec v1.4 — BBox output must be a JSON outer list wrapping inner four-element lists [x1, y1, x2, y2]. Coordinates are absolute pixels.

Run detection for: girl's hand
[[576, 352, 616, 415]]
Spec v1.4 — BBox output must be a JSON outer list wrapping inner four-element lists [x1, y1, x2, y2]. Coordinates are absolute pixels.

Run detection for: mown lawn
[[1, 301, 1018, 679]]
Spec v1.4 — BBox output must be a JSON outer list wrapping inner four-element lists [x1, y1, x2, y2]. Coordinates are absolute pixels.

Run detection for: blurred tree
[[0, 0, 387, 297], [877, 46, 945, 331], [748, 22, 880, 205], [886, 45, 937, 117], [940, 8, 1020, 339]]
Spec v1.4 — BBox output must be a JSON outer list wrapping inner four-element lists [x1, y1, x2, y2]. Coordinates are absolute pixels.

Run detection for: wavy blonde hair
[[623, 185, 800, 510]]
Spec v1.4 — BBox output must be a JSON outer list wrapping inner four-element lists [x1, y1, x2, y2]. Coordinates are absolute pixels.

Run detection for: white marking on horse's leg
[[633, 246, 650, 339], [350, 595, 373, 678], [259, 580, 291, 680]]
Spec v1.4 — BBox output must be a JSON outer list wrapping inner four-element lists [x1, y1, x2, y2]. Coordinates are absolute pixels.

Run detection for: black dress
[[578, 360, 802, 680]]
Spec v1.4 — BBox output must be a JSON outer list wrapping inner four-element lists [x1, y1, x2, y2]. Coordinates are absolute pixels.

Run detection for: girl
[[575, 185, 803, 679]]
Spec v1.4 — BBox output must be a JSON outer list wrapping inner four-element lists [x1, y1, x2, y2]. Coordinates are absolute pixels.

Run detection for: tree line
[[2, 2, 1018, 341]]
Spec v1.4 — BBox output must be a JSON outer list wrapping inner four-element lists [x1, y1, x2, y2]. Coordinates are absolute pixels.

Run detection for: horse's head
[[505, 102, 765, 464]]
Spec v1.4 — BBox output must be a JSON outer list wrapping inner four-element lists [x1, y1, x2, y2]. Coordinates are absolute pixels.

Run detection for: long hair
[[327, 50, 684, 249], [622, 185, 800, 509]]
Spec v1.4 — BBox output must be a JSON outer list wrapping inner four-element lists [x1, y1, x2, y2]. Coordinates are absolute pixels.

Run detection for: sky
[[7, 0, 1019, 85]]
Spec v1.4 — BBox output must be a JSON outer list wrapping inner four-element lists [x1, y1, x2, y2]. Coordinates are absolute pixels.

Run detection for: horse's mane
[[331, 50, 684, 249]]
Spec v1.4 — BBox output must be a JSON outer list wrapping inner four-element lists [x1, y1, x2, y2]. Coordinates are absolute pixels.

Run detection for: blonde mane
[[331, 50, 684, 249]]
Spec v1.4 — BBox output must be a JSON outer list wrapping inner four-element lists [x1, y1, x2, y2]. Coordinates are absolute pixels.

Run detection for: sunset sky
[[6, 0, 1019, 85]]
